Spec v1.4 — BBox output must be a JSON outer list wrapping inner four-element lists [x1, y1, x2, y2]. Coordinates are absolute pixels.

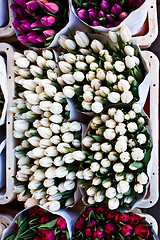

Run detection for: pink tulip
[[31, 21, 43, 28], [41, 16, 55, 27], [34, 15, 42, 20], [36, 0, 48, 8], [43, 29, 56, 37], [119, 12, 128, 21], [44, 3, 59, 14]]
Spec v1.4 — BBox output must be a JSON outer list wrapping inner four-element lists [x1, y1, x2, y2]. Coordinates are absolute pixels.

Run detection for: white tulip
[[24, 198, 39, 208], [50, 123, 61, 134], [39, 157, 53, 168], [106, 71, 117, 83], [64, 53, 76, 64], [17, 191, 31, 202], [39, 101, 52, 111], [126, 173, 134, 182], [92, 177, 101, 186], [30, 65, 43, 76], [37, 127, 52, 138], [44, 146, 58, 157], [128, 110, 136, 119], [131, 148, 144, 161], [72, 139, 81, 148], [90, 142, 101, 151], [138, 117, 145, 125], [101, 143, 112, 153], [115, 173, 124, 181], [124, 45, 134, 56], [58, 35, 68, 49], [93, 116, 103, 125], [25, 92, 39, 105], [114, 61, 125, 72], [66, 172, 76, 181], [109, 31, 118, 43], [45, 167, 56, 178], [33, 119, 41, 129], [64, 180, 75, 190], [72, 151, 86, 161], [31, 105, 43, 114], [94, 191, 105, 202], [91, 39, 103, 53], [124, 196, 133, 204], [106, 187, 116, 198], [94, 152, 103, 161], [115, 140, 127, 153], [127, 122, 138, 132], [57, 142, 70, 154], [61, 73, 75, 85], [34, 189, 46, 200], [82, 136, 94, 147], [13, 130, 24, 138], [108, 92, 120, 103], [85, 55, 95, 64], [100, 159, 111, 168], [50, 135, 61, 145], [69, 121, 81, 132], [88, 197, 96, 205], [96, 69, 106, 81], [14, 119, 29, 132], [137, 172, 148, 185], [39, 198, 47, 205], [83, 168, 93, 180], [74, 31, 89, 47], [121, 90, 133, 103], [61, 122, 70, 133], [86, 71, 96, 81], [91, 79, 101, 90], [99, 87, 110, 97], [75, 61, 87, 71], [134, 183, 143, 193], [53, 156, 64, 166], [63, 86, 75, 98], [82, 101, 92, 111], [28, 137, 41, 147], [17, 156, 30, 166], [34, 170, 45, 181], [87, 186, 96, 196], [99, 49, 109, 56], [28, 179, 41, 190], [55, 166, 68, 178], [90, 162, 100, 172], [42, 49, 53, 59], [79, 48, 90, 55], [105, 119, 116, 129], [13, 185, 25, 194], [57, 183, 65, 193], [46, 60, 57, 69], [48, 201, 60, 212], [113, 163, 124, 173], [104, 129, 116, 140], [47, 69, 57, 80], [108, 198, 119, 210], [44, 84, 57, 97], [36, 56, 46, 68], [108, 108, 116, 117], [14, 52, 24, 61], [47, 186, 58, 196], [125, 56, 136, 69], [90, 62, 99, 71], [22, 80, 37, 91], [73, 71, 84, 82], [14, 66, 21, 75], [120, 152, 130, 163], [83, 91, 93, 102], [43, 179, 55, 188], [118, 79, 130, 91], [91, 102, 103, 113], [117, 180, 130, 194], [62, 132, 74, 143], [129, 163, 138, 171], [133, 56, 140, 65], [102, 180, 112, 189], [120, 25, 131, 43], [59, 61, 72, 73], [50, 102, 63, 115], [65, 197, 74, 206], [137, 134, 147, 145], [76, 171, 83, 179], [16, 57, 30, 69], [40, 118, 50, 127], [104, 62, 113, 70], [19, 68, 31, 78], [24, 50, 38, 62], [115, 123, 126, 135], [132, 103, 141, 113], [65, 39, 76, 50], [30, 147, 45, 159]]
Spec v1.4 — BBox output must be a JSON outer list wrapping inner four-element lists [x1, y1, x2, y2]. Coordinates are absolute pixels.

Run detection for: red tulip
[[75, 217, 86, 229], [121, 224, 133, 236], [60, 233, 67, 240], [93, 228, 104, 239], [38, 229, 56, 240], [84, 228, 93, 237], [96, 206, 107, 214], [33, 237, 41, 240], [44, 3, 59, 14], [56, 217, 67, 230], [39, 216, 50, 224], [104, 223, 115, 234], [134, 224, 150, 239], [118, 213, 130, 223], [106, 210, 117, 220], [90, 220, 97, 228], [129, 215, 142, 225], [41, 16, 55, 27]]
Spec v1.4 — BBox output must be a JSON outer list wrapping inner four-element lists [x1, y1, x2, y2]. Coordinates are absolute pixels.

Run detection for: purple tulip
[[106, 14, 116, 24], [111, 4, 123, 16], [37, 35, 46, 43], [43, 29, 56, 37], [136, 0, 143, 8], [44, 3, 59, 14], [100, 0, 110, 12], [115, 20, 121, 26], [77, 8, 88, 21], [17, 8, 27, 18], [41, 16, 55, 27], [31, 21, 43, 28], [10, 4, 19, 12], [21, 19, 33, 31], [12, 18, 21, 29], [106, 23, 114, 28], [27, 32, 39, 43], [26, 1, 39, 11], [98, 10, 105, 18], [34, 15, 42, 20], [25, 8, 34, 15], [18, 35, 29, 45], [128, 0, 136, 9], [14, 0, 28, 8], [17, 27, 27, 35], [119, 12, 128, 21], [36, 0, 48, 8], [92, 20, 101, 26], [88, 8, 98, 21]]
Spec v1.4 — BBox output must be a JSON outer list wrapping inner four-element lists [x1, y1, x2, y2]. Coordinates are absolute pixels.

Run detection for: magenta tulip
[[10, 4, 19, 12], [26, 1, 39, 11], [37, 35, 47, 43], [88, 8, 98, 21], [18, 35, 29, 45], [106, 23, 114, 28], [17, 8, 27, 18], [92, 20, 101, 26], [44, 3, 59, 14], [43, 29, 56, 37], [56, 217, 67, 230], [106, 14, 116, 24], [12, 18, 21, 29], [121, 224, 133, 236], [34, 15, 42, 20], [14, 0, 28, 8], [100, 0, 110, 11], [134, 224, 150, 239], [31, 21, 43, 28], [36, 0, 48, 8], [84, 228, 93, 238], [119, 12, 128, 21], [90, 220, 97, 228], [75, 217, 85, 230], [111, 4, 123, 16], [27, 32, 39, 43], [41, 16, 55, 27], [98, 10, 105, 18], [118, 213, 130, 223], [93, 228, 104, 239], [21, 19, 33, 31], [104, 223, 115, 234], [25, 8, 34, 15], [77, 8, 88, 21]]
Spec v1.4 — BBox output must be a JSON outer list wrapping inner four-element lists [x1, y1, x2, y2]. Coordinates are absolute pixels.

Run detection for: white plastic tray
[[0, 43, 15, 204], [0, 0, 14, 38], [0, 214, 13, 239]]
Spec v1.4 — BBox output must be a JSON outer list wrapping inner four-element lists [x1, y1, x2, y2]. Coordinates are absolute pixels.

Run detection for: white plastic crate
[[0, 213, 13, 239]]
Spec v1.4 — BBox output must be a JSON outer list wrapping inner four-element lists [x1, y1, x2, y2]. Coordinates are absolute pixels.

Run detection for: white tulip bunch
[[57, 26, 145, 114], [77, 103, 152, 210]]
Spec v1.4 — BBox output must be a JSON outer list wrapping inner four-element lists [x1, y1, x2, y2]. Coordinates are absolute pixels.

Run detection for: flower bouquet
[[77, 103, 152, 210], [2, 205, 71, 240], [57, 25, 149, 115], [71, 0, 150, 35], [72, 205, 156, 240], [11, 49, 86, 211], [11, 0, 69, 48]]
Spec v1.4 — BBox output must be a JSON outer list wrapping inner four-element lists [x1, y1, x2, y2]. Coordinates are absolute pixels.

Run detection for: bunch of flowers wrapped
[[72, 0, 145, 28], [11, 0, 69, 47], [77, 103, 152, 210], [3, 205, 70, 240], [0, 86, 5, 120], [57, 26, 147, 114], [12, 49, 84, 211], [72, 205, 155, 239]]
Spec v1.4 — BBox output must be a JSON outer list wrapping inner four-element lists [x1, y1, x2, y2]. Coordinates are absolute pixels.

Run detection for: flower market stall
[[0, 0, 159, 239]]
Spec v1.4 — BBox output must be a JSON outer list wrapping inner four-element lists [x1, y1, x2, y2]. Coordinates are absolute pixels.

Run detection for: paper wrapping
[[70, 0, 150, 36]]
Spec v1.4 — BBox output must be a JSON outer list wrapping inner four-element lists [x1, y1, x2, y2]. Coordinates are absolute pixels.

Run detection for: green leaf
[[92, 135, 105, 143], [75, 86, 83, 96], [39, 218, 59, 229], [18, 211, 28, 227], [143, 147, 152, 165], [105, 41, 115, 55], [64, 146, 77, 153], [46, 36, 54, 41], [133, 66, 143, 82], [4, 233, 17, 240], [19, 229, 37, 238], [117, 35, 126, 49], [68, 28, 74, 40], [132, 162, 143, 169], [29, 217, 39, 226], [74, 0, 82, 7]]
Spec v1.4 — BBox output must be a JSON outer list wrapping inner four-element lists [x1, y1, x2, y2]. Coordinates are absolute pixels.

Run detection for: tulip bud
[[75, 31, 89, 48], [44, 2, 59, 14], [100, 0, 110, 11], [111, 4, 123, 16], [108, 198, 119, 210], [45, 167, 56, 178], [48, 200, 60, 212], [37, 126, 52, 138], [91, 40, 104, 53], [41, 15, 55, 27], [39, 157, 53, 167], [77, 8, 88, 21], [34, 170, 45, 181], [119, 12, 128, 21], [120, 25, 132, 43]]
